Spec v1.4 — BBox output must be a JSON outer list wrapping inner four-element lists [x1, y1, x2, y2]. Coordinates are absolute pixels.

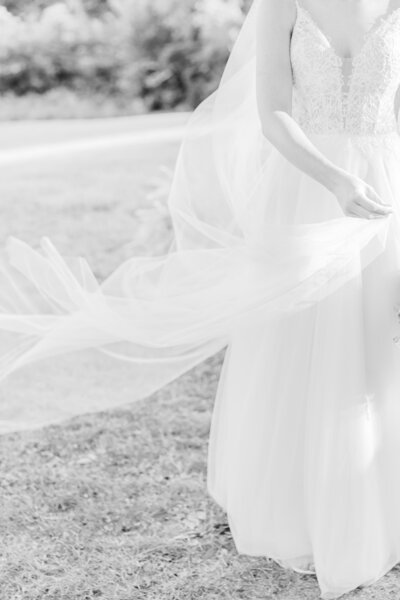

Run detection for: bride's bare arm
[[256, 0, 392, 219]]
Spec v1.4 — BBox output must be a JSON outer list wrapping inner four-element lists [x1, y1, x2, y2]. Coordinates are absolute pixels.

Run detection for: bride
[[1, 0, 400, 598], [208, 0, 400, 598]]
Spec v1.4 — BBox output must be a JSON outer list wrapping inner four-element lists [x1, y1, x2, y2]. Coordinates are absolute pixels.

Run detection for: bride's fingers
[[351, 203, 374, 219], [365, 189, 393, 212], [353, 199, 388, 219], [359, 196, 392, 216], [346, 204, 368, 219], [355, 206, 372, 219]]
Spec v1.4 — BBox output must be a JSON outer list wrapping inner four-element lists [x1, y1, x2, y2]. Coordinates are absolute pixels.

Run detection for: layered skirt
[[207, 132, 400, 599]]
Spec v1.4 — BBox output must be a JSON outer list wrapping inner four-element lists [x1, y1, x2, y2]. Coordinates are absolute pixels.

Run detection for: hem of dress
[[207, 485, 400, 600], [317, 555, 400, 600]]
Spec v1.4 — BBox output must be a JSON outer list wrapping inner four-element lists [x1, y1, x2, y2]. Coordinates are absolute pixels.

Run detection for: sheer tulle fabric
[[207, 131, 400, 599], [0, 0, 396, 434]]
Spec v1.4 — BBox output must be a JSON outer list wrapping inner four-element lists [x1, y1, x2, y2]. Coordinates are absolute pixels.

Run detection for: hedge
[[0, 0, 250, 111]]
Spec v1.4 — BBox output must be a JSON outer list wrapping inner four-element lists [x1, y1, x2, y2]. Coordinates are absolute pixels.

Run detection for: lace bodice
[[291, 1, 400, 136]]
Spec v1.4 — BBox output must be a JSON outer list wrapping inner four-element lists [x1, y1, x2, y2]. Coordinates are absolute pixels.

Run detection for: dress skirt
[[207, 132, 400, 599]]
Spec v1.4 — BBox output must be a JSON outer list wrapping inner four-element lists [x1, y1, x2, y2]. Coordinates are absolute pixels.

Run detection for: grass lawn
[[0, 116, 398, 600]]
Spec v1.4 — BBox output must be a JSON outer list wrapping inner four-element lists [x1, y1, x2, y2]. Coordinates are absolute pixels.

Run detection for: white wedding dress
[[207, 3, 400, 599], [1, 2, 400, 599]]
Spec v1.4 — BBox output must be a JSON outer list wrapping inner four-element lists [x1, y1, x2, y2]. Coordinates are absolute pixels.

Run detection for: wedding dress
[[0, 1, 400, 599], [208, 2, 400, 599]]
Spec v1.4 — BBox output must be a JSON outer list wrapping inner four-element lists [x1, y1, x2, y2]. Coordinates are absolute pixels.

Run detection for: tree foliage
[[0, 0, 250, 110]]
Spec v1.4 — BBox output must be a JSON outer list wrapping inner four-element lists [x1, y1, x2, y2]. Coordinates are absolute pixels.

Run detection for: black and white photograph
[[1, 0, 400, 598]]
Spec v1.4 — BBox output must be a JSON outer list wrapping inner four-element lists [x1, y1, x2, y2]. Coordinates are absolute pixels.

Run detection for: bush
[[119, 0, 243, 110], [0, 5, 124, 96], [0, 0, 248, 113], [0, 0, 110, 17]]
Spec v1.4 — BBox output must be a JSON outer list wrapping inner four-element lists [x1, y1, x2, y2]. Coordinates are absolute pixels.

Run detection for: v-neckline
[[295, 1, 400, 64]]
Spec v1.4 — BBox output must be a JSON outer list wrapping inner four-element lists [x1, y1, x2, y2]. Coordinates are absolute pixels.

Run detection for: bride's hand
[[332, 173, 393, 219]]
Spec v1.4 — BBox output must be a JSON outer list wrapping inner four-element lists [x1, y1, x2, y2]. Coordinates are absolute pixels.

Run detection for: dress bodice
[[290, 2, 400, 136]]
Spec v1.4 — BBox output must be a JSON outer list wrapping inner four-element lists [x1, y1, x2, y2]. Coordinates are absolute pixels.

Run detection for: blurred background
[[0, 0, 250, 119], [0, 0, 252, 261]]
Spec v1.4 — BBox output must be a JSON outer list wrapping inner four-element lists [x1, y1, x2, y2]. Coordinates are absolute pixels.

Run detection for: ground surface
[[0, 114, 399, 600]]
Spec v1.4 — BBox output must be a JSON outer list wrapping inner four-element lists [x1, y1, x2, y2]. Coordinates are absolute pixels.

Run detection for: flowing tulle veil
[[0, 0, 393, 434]]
